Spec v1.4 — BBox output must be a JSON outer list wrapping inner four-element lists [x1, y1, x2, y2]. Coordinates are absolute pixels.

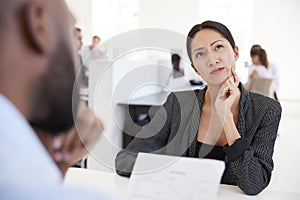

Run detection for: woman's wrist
[[224, 115, 241, 146], [223, 138, 250, 161]]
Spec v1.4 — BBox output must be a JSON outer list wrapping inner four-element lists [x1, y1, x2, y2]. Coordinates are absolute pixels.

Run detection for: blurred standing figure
[[81, 35, 107, 67], [91, 36, 101, 50], [74, 28, 88, 87], [75, 28, 83, 51]]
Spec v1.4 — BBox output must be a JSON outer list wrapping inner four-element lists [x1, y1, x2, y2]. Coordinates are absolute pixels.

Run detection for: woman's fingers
[[215, 67, 240, 121], [222, 68, 239, 93]]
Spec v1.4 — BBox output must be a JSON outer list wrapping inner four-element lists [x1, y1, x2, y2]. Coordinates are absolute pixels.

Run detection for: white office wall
[[91, 0, 120, 41], [67, 0, 300, 100], [66, 0, 199, 38], [139, 0, 199, 35], [65, 0, 93, 44], [253, 0, 300, 100]]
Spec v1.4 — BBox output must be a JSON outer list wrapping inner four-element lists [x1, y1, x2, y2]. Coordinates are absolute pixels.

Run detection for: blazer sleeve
[[115, 93, 177, 177], [227, 100, 282, 195]]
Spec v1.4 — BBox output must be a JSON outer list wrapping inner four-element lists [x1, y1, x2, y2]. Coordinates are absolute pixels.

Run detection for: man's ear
[[21, 1, 52, 54], [234, 46, 239, 61]]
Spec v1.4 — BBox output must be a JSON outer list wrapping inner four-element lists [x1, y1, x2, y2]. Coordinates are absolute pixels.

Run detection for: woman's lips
[[210, 67, 225, 74]]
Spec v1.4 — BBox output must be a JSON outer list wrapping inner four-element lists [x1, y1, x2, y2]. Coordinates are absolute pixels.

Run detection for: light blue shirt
[[0, 94, 62, 186], [0, 94, 114, 200]]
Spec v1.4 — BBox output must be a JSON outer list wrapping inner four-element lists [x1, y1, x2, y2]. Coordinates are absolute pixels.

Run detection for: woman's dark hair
[[186, 20, 235, 64], [250, 45, 269, 69]]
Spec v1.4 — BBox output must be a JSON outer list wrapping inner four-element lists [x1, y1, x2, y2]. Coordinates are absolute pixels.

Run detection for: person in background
[[74, 27, 88, 87], [248, 44, 280, 100], [0, 0, 110, 199], [81, 35, 107, 67], [246, 45, 273, 90], [91, 35, 101, 50], [171, 53, 185, 78], [75, 28, 84, 51], [164, 53, 190, 91], [115, 20, 282, 195]]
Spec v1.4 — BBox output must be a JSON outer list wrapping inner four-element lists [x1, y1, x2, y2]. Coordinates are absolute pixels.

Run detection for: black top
[[195, 141, 226, 161]]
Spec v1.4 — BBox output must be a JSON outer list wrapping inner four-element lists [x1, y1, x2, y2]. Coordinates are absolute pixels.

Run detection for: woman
[[247, 45, 273, 88], [248, 44, 279, 100], [115, 21, 282, 195]]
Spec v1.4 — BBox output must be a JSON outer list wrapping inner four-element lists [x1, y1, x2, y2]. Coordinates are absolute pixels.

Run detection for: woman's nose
[[208, 52, 220, 67]]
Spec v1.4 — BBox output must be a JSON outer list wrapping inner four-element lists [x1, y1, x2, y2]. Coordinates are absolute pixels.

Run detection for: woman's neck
[[205, 85, 221, 106], [205, 84, 241, 114]]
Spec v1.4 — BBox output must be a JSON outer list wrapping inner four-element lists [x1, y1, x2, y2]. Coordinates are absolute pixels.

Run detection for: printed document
[[127, 153, 225, 200]]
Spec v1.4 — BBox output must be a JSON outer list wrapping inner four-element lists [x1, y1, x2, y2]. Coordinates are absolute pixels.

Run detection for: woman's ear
[[21, 0, 52, 54], [234, 46, 239, 61]]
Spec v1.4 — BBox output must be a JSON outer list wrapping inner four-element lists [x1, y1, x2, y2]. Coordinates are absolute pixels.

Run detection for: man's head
[[171, 53, 181, 70], [91, 35, 100, 50], [74, 27, 83, 51], [0, 0, 79, 134]]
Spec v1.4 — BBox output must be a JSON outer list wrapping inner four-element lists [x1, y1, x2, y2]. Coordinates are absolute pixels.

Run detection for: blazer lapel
[[236, 83, 249, 138], [187, 88, 206, 156]]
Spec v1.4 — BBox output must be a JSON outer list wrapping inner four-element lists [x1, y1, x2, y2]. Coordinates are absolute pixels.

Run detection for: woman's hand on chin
[[215, 68, 240, 121]]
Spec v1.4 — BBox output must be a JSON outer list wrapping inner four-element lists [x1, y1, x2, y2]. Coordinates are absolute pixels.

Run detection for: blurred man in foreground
[[0, 0, 109, 199]]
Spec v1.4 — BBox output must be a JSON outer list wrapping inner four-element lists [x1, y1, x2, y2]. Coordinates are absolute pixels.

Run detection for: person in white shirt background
[[0, 0, 111, 199], [171, 53, 185, 78], [81, 35, 107, 67], [246, 44, 280, 100], [247, 45, 273, 81]]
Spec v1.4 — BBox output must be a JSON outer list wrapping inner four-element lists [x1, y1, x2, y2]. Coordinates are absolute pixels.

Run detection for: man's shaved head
[[0, 0, 79, 134]]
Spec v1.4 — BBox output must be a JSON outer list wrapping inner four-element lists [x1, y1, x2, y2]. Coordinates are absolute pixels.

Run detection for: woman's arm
[[215, 68, 241, 145], [215, 68, 282, 194], [115, 93, 177, 177], [250, 69, 259, 81], [225, 100, 282, 195]]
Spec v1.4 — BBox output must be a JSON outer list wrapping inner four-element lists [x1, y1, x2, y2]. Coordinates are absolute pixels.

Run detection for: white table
[[64, 168, 300, 200]]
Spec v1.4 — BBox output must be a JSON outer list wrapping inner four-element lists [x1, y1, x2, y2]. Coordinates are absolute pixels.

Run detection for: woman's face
[[251, 55, 260, 65], [190, 29, 239, 86]]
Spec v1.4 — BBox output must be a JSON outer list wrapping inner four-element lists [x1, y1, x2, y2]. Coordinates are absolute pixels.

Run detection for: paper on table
[[126, 153, 225, 200]]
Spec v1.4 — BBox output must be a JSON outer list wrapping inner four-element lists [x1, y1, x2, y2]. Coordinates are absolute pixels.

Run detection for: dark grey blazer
[[115, 83, 282, 195]]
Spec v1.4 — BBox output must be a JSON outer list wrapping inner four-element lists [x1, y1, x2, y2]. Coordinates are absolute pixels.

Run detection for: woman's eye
[[215, 45, 224, 50], [195, 52, 205, 58]]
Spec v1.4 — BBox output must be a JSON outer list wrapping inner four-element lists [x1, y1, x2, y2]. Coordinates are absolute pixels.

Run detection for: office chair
[[249, 77, 275, 98]]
